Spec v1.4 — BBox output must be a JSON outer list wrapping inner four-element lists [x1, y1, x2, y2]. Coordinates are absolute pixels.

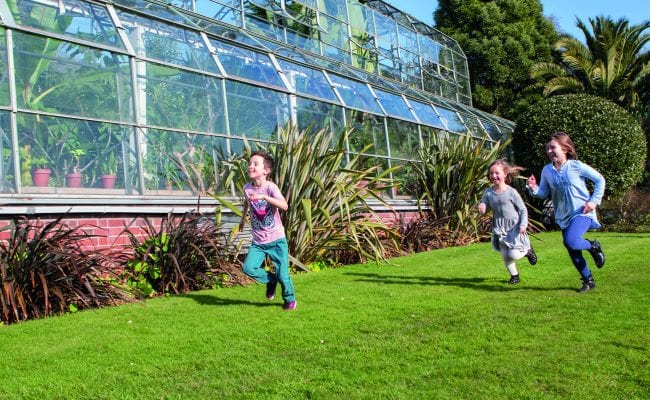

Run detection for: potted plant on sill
[[99, 152, 118, 189], [65, 148, 85, 188], [30, 156, 51, 187]]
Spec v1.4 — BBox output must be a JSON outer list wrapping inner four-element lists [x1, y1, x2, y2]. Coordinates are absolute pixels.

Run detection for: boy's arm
[[264, 183, 288, 211]]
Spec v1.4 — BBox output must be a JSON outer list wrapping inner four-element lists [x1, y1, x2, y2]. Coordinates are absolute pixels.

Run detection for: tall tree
[[531, 16, 650, 110], [434, 0, 557, 119]]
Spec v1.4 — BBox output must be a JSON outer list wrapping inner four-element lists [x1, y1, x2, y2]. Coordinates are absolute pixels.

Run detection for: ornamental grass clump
[[118, 210, 248, 298], [216, 125, 401, 269], [402, 132, 510, 252], [0, 217, 127, 325]]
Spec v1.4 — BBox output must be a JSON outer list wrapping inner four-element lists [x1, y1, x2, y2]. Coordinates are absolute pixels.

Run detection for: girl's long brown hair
[[548, 131, 577, 160]]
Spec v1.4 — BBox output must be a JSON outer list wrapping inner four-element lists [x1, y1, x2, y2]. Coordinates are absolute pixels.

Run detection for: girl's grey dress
[[481, 186, 531, 252]]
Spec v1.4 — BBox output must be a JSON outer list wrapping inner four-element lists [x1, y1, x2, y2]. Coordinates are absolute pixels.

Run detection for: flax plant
[[0, 217, 126, 325], [406, 132, 510, 247], [216, 126, 400, 269]]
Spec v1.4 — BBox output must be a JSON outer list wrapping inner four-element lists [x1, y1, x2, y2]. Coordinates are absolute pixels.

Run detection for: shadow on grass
[[344, 272, 572, 292], [181, 293, 276, 308]]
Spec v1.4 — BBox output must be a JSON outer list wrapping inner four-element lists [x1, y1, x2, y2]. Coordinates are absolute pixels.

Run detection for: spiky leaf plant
[[403, 132, 511, 251], [118, 210, 248, 298], [0, 217, 126, 325], [217, 125, 401, 268]]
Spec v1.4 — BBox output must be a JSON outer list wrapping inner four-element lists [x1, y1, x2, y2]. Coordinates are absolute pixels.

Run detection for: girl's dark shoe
[[579, 276, 596, 293], [588, 239, 605, 268], [526, 248, 537, 265], [508, 275, 520, 284]]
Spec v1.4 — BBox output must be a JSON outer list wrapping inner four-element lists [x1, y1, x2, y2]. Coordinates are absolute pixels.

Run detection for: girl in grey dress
[[479, 159, 537, 284]]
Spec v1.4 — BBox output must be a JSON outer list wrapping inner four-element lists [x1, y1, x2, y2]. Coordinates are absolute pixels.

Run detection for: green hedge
[[512, 94, 647, 197]]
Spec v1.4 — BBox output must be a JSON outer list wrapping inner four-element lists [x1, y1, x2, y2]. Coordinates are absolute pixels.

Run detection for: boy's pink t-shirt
[[244, 181, 286, 244]]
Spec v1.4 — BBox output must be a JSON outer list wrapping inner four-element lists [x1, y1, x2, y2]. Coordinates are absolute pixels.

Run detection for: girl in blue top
[[526, 132, 606, 292]]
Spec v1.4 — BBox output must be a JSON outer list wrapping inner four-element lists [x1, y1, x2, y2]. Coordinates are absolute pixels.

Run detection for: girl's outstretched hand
[[478, 203, 486, 214]]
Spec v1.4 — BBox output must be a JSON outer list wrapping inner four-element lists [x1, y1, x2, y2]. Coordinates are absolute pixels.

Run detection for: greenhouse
[[0, 0, 514, 216]]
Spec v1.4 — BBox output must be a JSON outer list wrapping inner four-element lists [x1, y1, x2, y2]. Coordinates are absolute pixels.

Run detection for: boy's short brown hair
[[250, 150, 274, 171]]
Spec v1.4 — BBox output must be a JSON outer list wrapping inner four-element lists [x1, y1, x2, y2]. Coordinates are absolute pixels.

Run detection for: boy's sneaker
[[283, 300, 297, 310], [508, 275, 520, 284], [526, 248, 538, 265], [265, 279, 277, 300], [588, 239, 605, 268]]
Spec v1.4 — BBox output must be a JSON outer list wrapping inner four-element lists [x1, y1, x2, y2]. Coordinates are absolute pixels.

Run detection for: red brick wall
[[0, 210, 422, 253]]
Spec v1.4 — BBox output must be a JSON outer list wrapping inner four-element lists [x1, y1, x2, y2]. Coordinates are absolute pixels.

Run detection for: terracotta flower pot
[[65, 172, 83, 188], [100, 174, 117, 189], [31, 168, 51, 187]]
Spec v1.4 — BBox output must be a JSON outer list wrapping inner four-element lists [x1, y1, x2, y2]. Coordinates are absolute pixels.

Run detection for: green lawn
[[1, 232, 648, 399]]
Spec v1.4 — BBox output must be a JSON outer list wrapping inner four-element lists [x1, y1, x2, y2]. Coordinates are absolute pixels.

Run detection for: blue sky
[[384, 0, 649, 42]]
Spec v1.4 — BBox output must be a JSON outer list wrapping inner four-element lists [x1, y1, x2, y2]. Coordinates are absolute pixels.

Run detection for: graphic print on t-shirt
[[250, 198, 275, 230]]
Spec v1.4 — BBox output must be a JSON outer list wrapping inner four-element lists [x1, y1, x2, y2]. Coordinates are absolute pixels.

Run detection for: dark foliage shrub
[[599, 187, 650, 232], [118, 211, 248, 298], [0, 217, 127, 325], [512, 94, 647, 198]]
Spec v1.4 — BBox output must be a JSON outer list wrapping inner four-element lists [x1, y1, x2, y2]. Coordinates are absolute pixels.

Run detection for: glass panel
[[319, 0, 347, 20], [210, 38, 285, 88], [346, 110, 387, 157], [322, 42, 350, 64], [462, 114, 486, 138], [419, 36, 440, 64], [328, 73, 382, 114], [187, 0, 243, 28], [386, 118, 419, 160], [0, 111, 16, 193], [439, 46, 453, 69], [285, 29, 320, 54], [374, 11, 398, 50], [295, 97, 344, 135], [377, 55, 401, 82], [434, 106, 467, 134], [320, 13, 348, 50], [347, 2, 374, 36], [226, 80, 289, 140], [142, 129, 228, 195], [113, 0, 189, 25], [13, 32, 134, 122], [292, 0, 317, 9], [243, 11, 283, 42], [285, 0, 320, 32], [0, 31, 8, 106], [400, 48, 421, 84], [408, 99, 445, 130], [374, 89, 416, 122], [453, 50, 469, 77], [390, 159, 416, 197], [481, 119, 504, 141], [8, 0, 124, 48], [397, 25, 418, 51], [441, 79, 458, 100], [116, 9, 219, 74], [138, 62, 225, 133], [17, 114, 137, 192], [276, 59, 338, 103]]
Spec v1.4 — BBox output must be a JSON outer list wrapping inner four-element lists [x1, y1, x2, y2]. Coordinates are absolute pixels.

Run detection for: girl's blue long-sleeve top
[[528, 159, 605, 230]]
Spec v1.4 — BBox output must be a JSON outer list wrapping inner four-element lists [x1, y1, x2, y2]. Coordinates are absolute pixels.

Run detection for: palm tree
[[531, 16, 650, 110]]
